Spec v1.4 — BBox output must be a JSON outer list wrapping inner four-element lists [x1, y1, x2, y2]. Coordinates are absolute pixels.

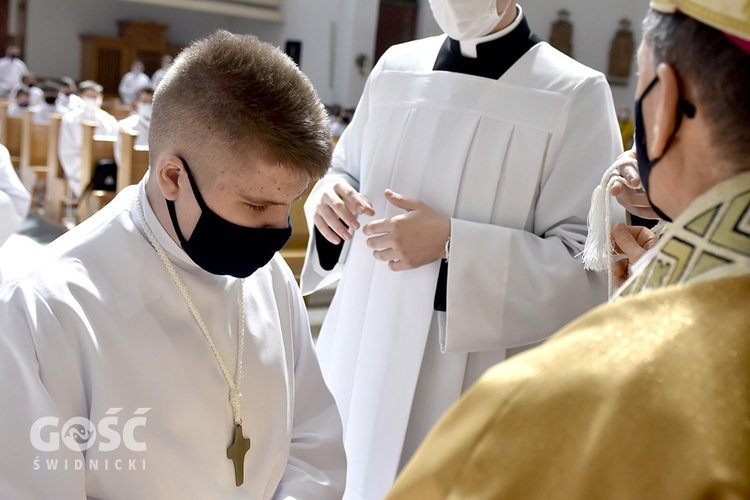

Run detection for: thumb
[[385, 189, 420, 211], [611, 223, 645, 262]]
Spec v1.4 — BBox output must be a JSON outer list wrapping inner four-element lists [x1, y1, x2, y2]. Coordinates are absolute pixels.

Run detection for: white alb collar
[[457, 5, 524, 58]]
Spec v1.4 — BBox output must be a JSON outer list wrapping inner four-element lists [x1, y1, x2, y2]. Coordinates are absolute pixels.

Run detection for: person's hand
[[609, 149, 660, 220], [611, 223, 659, 286], [313, 181, 375, 244], [362, 189, 450, 272]]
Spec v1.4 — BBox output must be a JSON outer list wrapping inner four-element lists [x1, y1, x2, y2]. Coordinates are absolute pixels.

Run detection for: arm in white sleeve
[[0, 283, 87, 499], [58, 117, 82, 197], [0, 145, 30, 245], [443, 75, 625, 353], [274, 273, 346, 499], [299, 58, 385, 295]]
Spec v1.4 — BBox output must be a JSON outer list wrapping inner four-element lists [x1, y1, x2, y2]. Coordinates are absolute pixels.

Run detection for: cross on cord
[[227, 424, 251, 486]]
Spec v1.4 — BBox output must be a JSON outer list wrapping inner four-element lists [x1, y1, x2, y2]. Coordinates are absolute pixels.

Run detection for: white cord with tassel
[[582, 156, 640, 298]]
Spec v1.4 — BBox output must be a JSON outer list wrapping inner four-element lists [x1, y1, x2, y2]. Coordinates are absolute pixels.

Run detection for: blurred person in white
[[56, 77, 85, 115], [58, 80, 119, 197], [119, 59, 152, 106], [0, 144, 31, 283], [6, 85, 31, 117], [0, 44, 28, 98], [151, 54, 173, 89], [32, 82, 61, 124], [114, 86, 154, 167]]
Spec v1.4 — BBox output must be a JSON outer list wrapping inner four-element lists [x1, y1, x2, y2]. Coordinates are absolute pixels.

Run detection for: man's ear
[[650, 63, 680, 159], [155, 155, 183, 201]]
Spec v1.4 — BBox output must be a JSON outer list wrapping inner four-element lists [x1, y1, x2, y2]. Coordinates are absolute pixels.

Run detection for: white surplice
[[300, 33, 623, 499], [0, 144, 31, 283], [58, 106, 119, 197], [0, 178, 346, 499]]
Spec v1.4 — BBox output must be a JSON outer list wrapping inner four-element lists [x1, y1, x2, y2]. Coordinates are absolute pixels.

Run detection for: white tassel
[[582, 156, 640, 296]]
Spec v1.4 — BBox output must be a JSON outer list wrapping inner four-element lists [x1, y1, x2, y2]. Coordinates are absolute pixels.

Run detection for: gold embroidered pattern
[[618, 175, 750, 298]]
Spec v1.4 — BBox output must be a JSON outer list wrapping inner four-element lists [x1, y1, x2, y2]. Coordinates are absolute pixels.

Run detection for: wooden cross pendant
[[227, 423, 251, 486]]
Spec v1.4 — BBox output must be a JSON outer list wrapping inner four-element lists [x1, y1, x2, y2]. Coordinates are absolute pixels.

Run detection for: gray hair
[[643, 10, 750, 169]]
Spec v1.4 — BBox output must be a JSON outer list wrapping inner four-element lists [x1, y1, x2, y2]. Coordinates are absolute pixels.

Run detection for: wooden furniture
[[0, 103, 23, 167], [116, 128, 149, 192], [44, 114, 66, 223], [18, 108, 53, 199], [0, 99, 8, 143], [280, 185, 313, 279], [80, 20, 181, 97], [76, 121, 117, 221]]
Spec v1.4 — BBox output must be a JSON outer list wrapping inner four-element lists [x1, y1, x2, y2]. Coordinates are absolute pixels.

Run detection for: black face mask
[[165, 157, 292, 278], [45, 96, 57, 105], [634, 75, 696, 222]]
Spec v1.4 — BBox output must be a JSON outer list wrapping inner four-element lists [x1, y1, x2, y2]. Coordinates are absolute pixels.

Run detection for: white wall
[[521, 0, 650, 110], [22, 0, 650, 110]]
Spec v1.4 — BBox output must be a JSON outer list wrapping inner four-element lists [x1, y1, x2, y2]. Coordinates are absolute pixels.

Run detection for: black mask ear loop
[[636, 76, 696, 221], [165, 157, 203, 247]]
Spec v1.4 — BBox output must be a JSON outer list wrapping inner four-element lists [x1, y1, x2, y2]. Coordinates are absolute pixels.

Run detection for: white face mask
[[429, 0, 513, 41], [138, 103, 152, 120], [82, 95, 102, 111]]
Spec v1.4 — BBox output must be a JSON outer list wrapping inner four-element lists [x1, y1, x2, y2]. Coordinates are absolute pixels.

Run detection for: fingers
[[334, 182, 375, 217], [611, 223, 647, 263], [313, 210, 347, 244], [314, 182, 375, 244], [619, 163, 641, 189], [613, 258, 630, 287], [631, 225, 659, 251], [362, 218, 393, 236], [385, 189, 420, 212]]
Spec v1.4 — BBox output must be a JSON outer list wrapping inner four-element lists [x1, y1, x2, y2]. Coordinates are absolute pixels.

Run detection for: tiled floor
[[0, 214, 332, 337]]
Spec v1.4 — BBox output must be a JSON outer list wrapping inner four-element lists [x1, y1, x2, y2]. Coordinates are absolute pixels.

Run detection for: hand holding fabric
[[611, 222, 660, 286], [313, 181, 375, 244], [363, 189, 450, 272], [609, 149, 659, 219]]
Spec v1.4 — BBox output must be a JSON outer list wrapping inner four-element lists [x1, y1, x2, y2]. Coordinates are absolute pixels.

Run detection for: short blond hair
[[150, 30, 332, 181]]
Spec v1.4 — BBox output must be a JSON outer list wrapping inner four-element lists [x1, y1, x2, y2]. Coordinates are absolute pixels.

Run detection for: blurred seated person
[[114, 86, 153, 166], [6, 86, 30, 117], [58, 80, 119, 198], [11, 74, 44, 109], [56, 77, 84, 115], [151, 55, 172, 89], [119, 59, 151, 106], [32, 82, 61, 124]]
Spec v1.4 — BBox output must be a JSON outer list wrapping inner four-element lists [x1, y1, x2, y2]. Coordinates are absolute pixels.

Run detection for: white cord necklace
[[136, 196, 251, 487]]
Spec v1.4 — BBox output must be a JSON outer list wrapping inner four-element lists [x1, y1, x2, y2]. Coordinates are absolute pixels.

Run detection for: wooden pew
[[18, 108, 51, 198], [43, 114, 67, 223], [102, 98, 132, 121], [76, 121, 117, 221], [0, 99, 9, 144], [280, 184, 314, 279], [1, 106, 23, 167], [116, 128, 149, 193]]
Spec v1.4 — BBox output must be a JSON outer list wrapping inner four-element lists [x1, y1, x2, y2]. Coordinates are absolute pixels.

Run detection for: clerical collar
[[433, 6, 541, 80], [457, 5, 526, 58]]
